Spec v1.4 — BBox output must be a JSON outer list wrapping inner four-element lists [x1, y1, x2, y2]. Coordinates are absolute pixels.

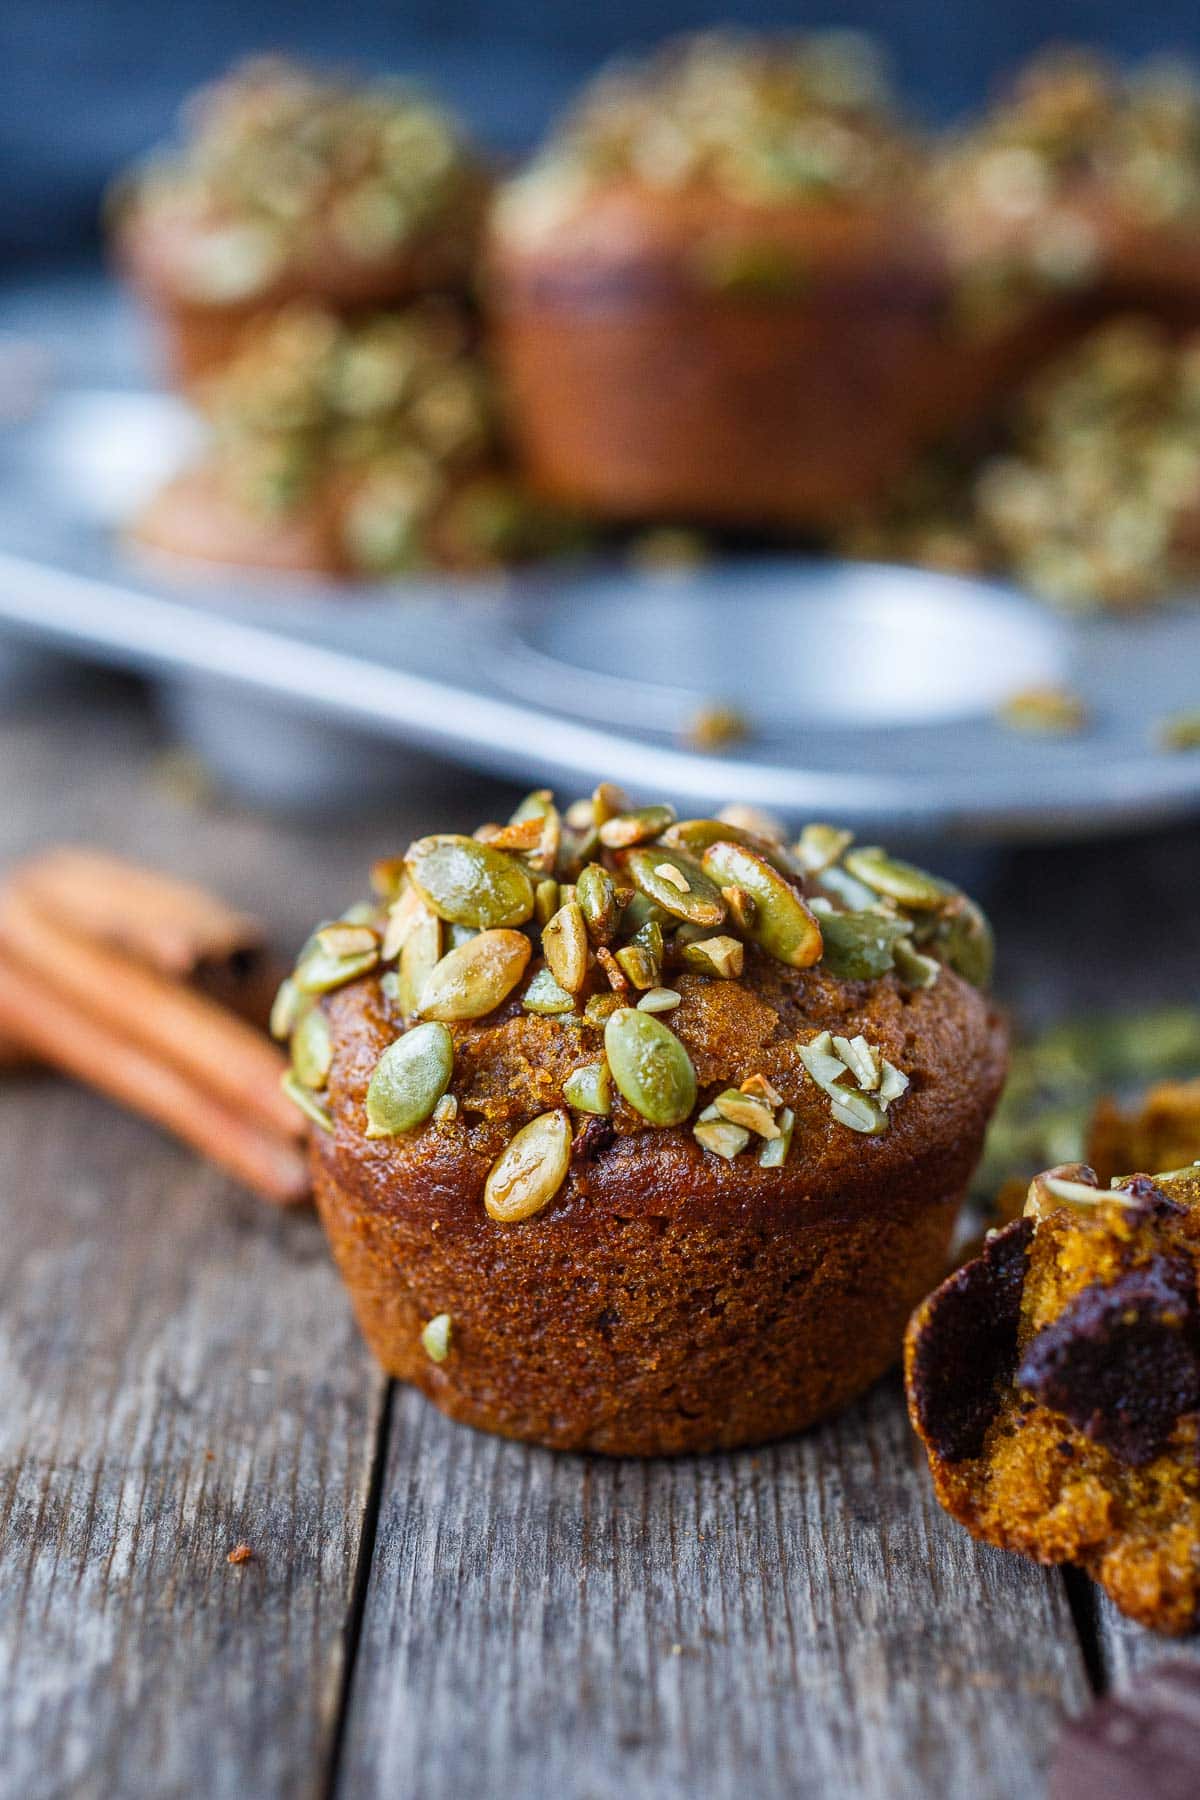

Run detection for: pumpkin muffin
[[132, 301, 575, 576], [907, 1160, 1200, 1633], [275, 792, 1005, 1455], [486, 30, 1034, 530], [111, 57, 488, 383]]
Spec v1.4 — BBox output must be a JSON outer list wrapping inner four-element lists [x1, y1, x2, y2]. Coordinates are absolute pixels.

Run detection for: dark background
[[1, 0, 1199, 264]]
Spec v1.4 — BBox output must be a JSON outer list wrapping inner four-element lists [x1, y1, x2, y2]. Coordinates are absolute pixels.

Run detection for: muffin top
[[276, 788, 1003, 1226], [113, 56, 487, 306], [161, 301, 569, 573], [492, 31, 923, 260], [931, 49, 1200, 290]]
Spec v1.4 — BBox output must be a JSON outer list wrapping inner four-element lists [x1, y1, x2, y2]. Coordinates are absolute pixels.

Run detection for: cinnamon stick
[[0, 949, 309, 1205], [14, 847, 265, 980], [0, 884, 301, 1143]]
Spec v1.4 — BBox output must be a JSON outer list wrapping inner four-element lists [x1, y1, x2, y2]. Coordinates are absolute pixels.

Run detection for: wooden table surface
[[3, 679, 1199, 1800]]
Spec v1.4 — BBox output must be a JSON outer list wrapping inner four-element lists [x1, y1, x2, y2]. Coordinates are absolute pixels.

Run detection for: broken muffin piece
[[905, 1160, 1200, 1633]]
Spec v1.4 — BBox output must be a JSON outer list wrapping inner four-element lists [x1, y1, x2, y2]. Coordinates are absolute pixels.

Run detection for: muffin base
[[313, 1147, 964, 1455]]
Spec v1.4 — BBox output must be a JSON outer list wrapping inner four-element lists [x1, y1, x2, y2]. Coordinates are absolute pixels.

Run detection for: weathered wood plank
[[0, 1071, 387, 1800], [1085, 1586, 1200, 1690], [336, 1374, 1091, 1800]]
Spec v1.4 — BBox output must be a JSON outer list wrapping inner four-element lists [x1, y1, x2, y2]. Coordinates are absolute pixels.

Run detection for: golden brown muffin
[[276, 793, 1005, 1455], [110, 57, 489, 383], [487, 31, 1040, 529], [131, 302, 578, 577], [1090, 1077, 1200, 1189], [906, 1161, 1200, 1633]]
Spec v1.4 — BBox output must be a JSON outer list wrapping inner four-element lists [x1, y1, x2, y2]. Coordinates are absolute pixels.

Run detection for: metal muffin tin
[[2, 272, 1200, 838]]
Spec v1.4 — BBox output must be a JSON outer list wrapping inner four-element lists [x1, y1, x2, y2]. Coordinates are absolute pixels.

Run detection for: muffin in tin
[[111, 57, 489, 383], [132, 301, 575, 577], [276, 792, 1005, 1455]]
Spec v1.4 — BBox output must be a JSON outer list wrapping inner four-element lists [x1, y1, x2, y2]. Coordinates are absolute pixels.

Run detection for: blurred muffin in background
[[110, 57, 489, 384], [841, 316, 1200, 612], [932, 48, 1200, 325], [132, 302, 579, 577], [487, 30, 1015, 530]]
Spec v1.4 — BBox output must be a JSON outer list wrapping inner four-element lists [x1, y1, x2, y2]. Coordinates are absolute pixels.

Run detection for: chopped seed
[[713, 1088, 781, 1138], [432, 1093, 459, 1125], [637, 987, 682, 1013], [793, 823, 854, 874], [694, 1119, 752, 1159], [740, 1072, 784, 1108], [679, 933, 744, 979], [421, 1313, 453, 1362], [654, 862, 691, 893], [563, 1061, 613, 1115], [759, 1107, 795, 1167], [832, 1033, 880, 1090]]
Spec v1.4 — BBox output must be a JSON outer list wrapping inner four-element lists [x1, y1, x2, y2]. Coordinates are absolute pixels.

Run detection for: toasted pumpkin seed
[[398, 908, 442, 1015], [604, 1008, 697, 1127], [741, 1072, 784, 1107], [619, 890, 671, 935], [878, 1060, 909, 1108], [716, 803, 787, 845], [812, 863, 881, 912], [700, 842, 822, 968], [534, 878, 560, 929], [432, 1093, 458, 1125], [281, 1069, 333, 1133], [565, 798, 595, 830], [812, 907, 910, 981], [598, 804, 676, 849], [892, 938, 941, 989], [405, 834, 534, 929], [509, 789, 560, 872], [713, 1088, 780, 1138], [662, 817, 795, 875], [370, 856, 408, 900], [591, 782, 629, 829], [793, 823, 854, 874], [832, 1034, 880, 1091], [542, 900, 589, 992], [720, 884, 757, 932], [291, 1006, 333, 1090], [620, 847, 726, 927], [382, 883, 429, 960], [843, 846, 952, 911], [420, 1313, 452, 1362], [596, 945, 630, 992], [637, 986, 681, 1013], [694, 1119, 750, 1159], [759, 1106, 795, 1167], [484, 1110, 572, 1221], [829, 1091, 888, 1135], [679, 933, 744, 979], [316, 922, 379, 958], [294, 938, 381, 995], [522, 965, 576, 1014], [615, 944, 660, 989], [270, 976, 303, 1041], [365, 1021, 454, 1137], [576, 862, 619, 944], [563, 1061, 612, 1115], [932, 895, 995, 989], [419, 929, 531, 1021]]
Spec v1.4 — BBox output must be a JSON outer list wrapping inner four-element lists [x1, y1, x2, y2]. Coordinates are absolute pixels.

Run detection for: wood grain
[[336, 1375, 1091, 1800]]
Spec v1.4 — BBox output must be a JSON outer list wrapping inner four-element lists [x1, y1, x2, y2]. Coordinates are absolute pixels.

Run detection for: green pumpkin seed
[[604, 1007, 697, 1127], [420, 1312, 452, 1362], [598, 803, 676, 849], [615, 944, 660, 989], [542, 899, 589, 992], [534, 878, 560, 929], [759, 1106, 795, 1167], [419, 929, 531, 1021], [678, 932, 744, 979], [382, 883, 428, 960], [814, 907, 911, 981], [812, 863, 881, 912], [563, 1061, 612, 1115], [892, 939, 941, 989], [700, 842, 822, 969], [694, 1119, 750, 1159], [398, 908, 442, 1015], [510, 788, 554, 822], [294, 938, 381, 995], [405, 834, 534, 929], [591, 782, 629, 828], [662, 818, 797, 876], [619, 847, 726, 928], [842, 846, 953, 911], [291, 1006, 333, 1090], [508, 789, 560, 873], [522, 966, 577, 1014], [281, 1070, 333, 1134], [484, 1110, 572, 1222], [878, 1060, 909, 1108], [316, 922, 379, 958], [637, 986, 681, 1013], [829, 1091, 888, 1135], [832, 1034, 880, 1090], [270, 976, 303, 1041], [619, 890, 672, 935], [577, 862, 620, 944], [713, 1089, 780, 1138], [793, 823, 854, 874], [364, 1021, 454, 1137], [932, 895, 995, 989]]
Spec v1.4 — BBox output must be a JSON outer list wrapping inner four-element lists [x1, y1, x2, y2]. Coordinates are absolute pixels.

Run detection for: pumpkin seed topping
[[563, 1061, 613, 1115], [291, 1005, 333, 1090], [759, 1107, 795, 1168], [604, 1007, 697, 1127], [637, 986, 681, 1013], [541, 900, 590, 992], [398, 908, 443, 1016], [316, 922, 378, 958], [419, 930, 531, 1021], [294, 937, 381, 995], [406, 834, 535, 930], [794, 823, 855, 874], [843, 846, 952, 911], [420, 1313, 453, 1363], [270, 976, 303, 1041], [620, 847, 726, 927], [365, 1021, 454, 1137], [700, 842, 822, 969], [281, 1070, 333, 1134], [654, 861, 692, 893], [679, 933, 744, 979], [798, 1028, 908, 1134], [713, 1088, 781, 1138], [717, 804, 787, 845], [522, 966, 577, 1015], [576, 862, 620, 944], [598, 804, 677, 849], [432, 1093, 458, 1125], [484, 1110, 572, 1222], [693, 1119, 751, 1160], [892, 938, 941, 989]]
